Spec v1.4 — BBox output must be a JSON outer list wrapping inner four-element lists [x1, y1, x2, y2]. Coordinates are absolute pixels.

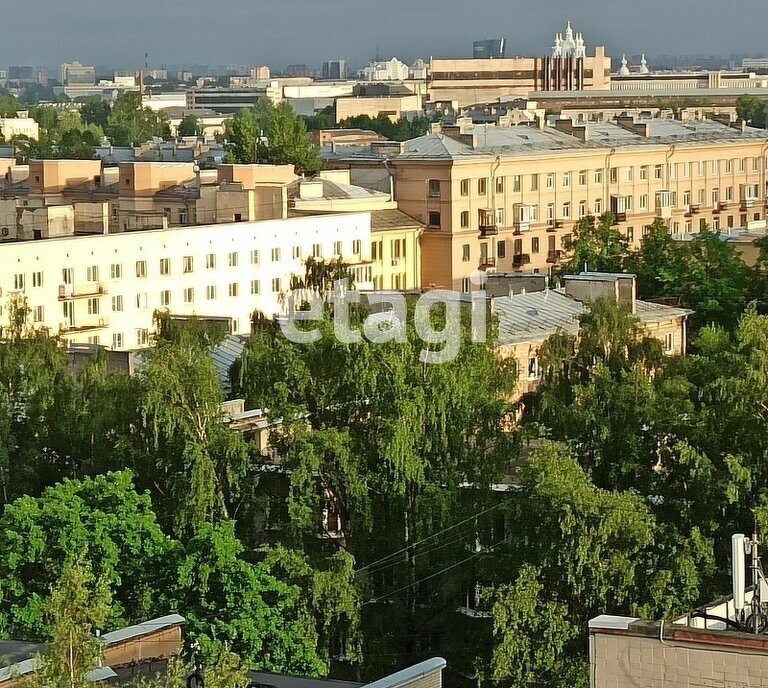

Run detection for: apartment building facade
[[0, 213, 373, 349], [330, 118, 768, 291]]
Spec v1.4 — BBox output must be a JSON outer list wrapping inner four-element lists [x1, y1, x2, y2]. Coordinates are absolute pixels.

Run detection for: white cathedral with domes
[[552, 20, 587, 59]]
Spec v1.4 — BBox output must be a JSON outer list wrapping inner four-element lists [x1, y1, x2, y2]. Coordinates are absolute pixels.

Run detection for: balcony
[[58, 283, 108, 300], [478, 223, 498, 239], [479, 255, 497, 269], [612, 212, 627, 223], [719, 201, 729, 211], [512, 253, 531, 267], [690, 204, 700, 215], [546, 250, 562, 264], [740, 198, 757, 210], [59, 317, 109, 334]]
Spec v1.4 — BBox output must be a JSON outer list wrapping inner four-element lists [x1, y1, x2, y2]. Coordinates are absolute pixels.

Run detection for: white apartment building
[[0, 213, 373, 350]]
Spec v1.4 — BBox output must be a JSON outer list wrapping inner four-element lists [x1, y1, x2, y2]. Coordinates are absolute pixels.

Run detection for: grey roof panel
[[100, 614, 185, 646]]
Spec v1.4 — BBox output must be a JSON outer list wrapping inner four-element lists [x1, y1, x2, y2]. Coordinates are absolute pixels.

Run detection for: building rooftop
[[327, 118, 767, 162], [494, 288, 693, 346], [369, 209, 423, 231]]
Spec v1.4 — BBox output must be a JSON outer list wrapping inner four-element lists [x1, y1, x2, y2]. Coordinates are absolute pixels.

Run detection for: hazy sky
[[3, 0, 767, 70]]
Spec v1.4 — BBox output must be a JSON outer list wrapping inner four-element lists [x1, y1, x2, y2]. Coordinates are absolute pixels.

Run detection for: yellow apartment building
[[492, 273, 691, 401], [329, 117, 768, 291]]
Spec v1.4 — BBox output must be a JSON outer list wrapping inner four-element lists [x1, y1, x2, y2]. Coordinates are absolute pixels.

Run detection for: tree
[[0, 95, 20, 117], [32, 558, 112, 688], [487, 443, 656, 688], [126, 316, 250, 534], [335, 113, 436, 141], [224, 100, 322, 174], [177, 115, 200, 138], [79, 99, 111, 130], [559, 213, 629, 276], [162, 522, 327, 675], [128, 655, 248, 688], [0, 471, 170, 639], [736, 94, 766, 128], [107, 92, 169, 146], [236, 300, 517, 657]]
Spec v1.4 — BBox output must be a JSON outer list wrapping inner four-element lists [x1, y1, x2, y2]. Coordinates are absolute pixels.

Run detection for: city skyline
[[3, 0, 768, 71]]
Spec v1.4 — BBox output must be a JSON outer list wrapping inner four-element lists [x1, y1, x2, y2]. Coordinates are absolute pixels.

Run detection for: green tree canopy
[[107, 92, 170, 146], [224, 100, 321, 174]]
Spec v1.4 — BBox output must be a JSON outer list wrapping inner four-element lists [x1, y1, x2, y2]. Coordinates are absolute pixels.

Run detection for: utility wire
[[363, 535, 510, 606], [356, 499, 510, 574]]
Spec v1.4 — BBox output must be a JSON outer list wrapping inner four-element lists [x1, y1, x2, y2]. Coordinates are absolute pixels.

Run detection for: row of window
[[428, 158, 768, 199], [461, 235, 568, 261]]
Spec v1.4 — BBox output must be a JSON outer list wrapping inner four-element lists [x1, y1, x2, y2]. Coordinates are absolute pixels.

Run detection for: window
[[578, 200, 587, 218], [562, 202, 571, 219], [32, 271, 43, 288], [497, 240, 506, 258], [135, 261, 147, 278], [206, 285, 217, 300], [754, 157, 760, 171], [428, 179, 441, 197], [428, 211, 441, 227], [711, 189, 719, 207], [87, 298, 99, 315], [333, 241, 343, 255], [228, 282, 239, 297], [547, 203, 555, 221], [87, 265, 99, 282], [271, 277, 281, 293], [110, 263, 122, 279], [371, 241, 382, 261], [478, 178, 487, 195], [157, 258, 169, 276], [33, 305, 44, 322], [250, 279, 260, 295], [726, 159, 733, 174], [726, 186, 733, 202], [62, 267, 73, 285], [271, 247, 281, 262], [594, 198, 603, 214], [460, 211, 469, 228], [135, 293, 147, 310], [594, 169, 603, 184], [495, 208, 504, 225], [563, 171, 571, 188], [292, 245, 302, 259], [668, 163, 676, 180], [698, 161, 705, 176], [609, 167, 618, 184], [183, 287, 194, 303], [530, 174, 539, 191], [527, 357, 540, 380], [460, 179, 469, 196], [136, 329, 148, 346], [462, 244, 470, 262], [531, 237, 540, 254], [683, 190, 691, 207], [624, 167, 633, 182], [546, 173, 555, 189], [498, 176, 507, 193], [312, 243, 321, 258], [640, 194, 648, 211], [160, 290, 170, 306], [206, 253, 217, 269], [664, 332, 675, 354], [250, 250, 260, 265], [654, 165, 663, 180], [352, 239, 361, 255], [712, 160, 719, 175], [627, 226, 635, 243], [683, 162, 691, 177], [14, 273, 25, 290], [698, 188, 706, 204], [182, 256, 193, 273], [111, 295, 123, 312], [461, 277, 470, 293], [640, 165, 648, 180], [112, 333, 123, 349]]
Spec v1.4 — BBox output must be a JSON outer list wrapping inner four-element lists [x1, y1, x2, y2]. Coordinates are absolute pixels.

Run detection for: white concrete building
[[0, 117, 39, 140], [0, 213, 373, 349], [359, 58, 410, 82]]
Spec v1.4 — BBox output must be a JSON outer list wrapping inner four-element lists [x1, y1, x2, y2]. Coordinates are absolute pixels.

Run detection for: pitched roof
[[370, 209, 422, 231]]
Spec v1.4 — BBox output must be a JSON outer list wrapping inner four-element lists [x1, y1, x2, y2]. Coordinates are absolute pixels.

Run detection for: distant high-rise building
[[8, 66, 36, 82], [59, 61, 96, 86], [249, 65, 271, 80], [473, 39, 506, 59], [322, 60, 347, 80], [284, 64, 310, 77]]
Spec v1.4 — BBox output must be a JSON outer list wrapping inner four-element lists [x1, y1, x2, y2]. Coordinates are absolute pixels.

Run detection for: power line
[[356, 499, 510, 574], [363, 535, 510, 606]]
